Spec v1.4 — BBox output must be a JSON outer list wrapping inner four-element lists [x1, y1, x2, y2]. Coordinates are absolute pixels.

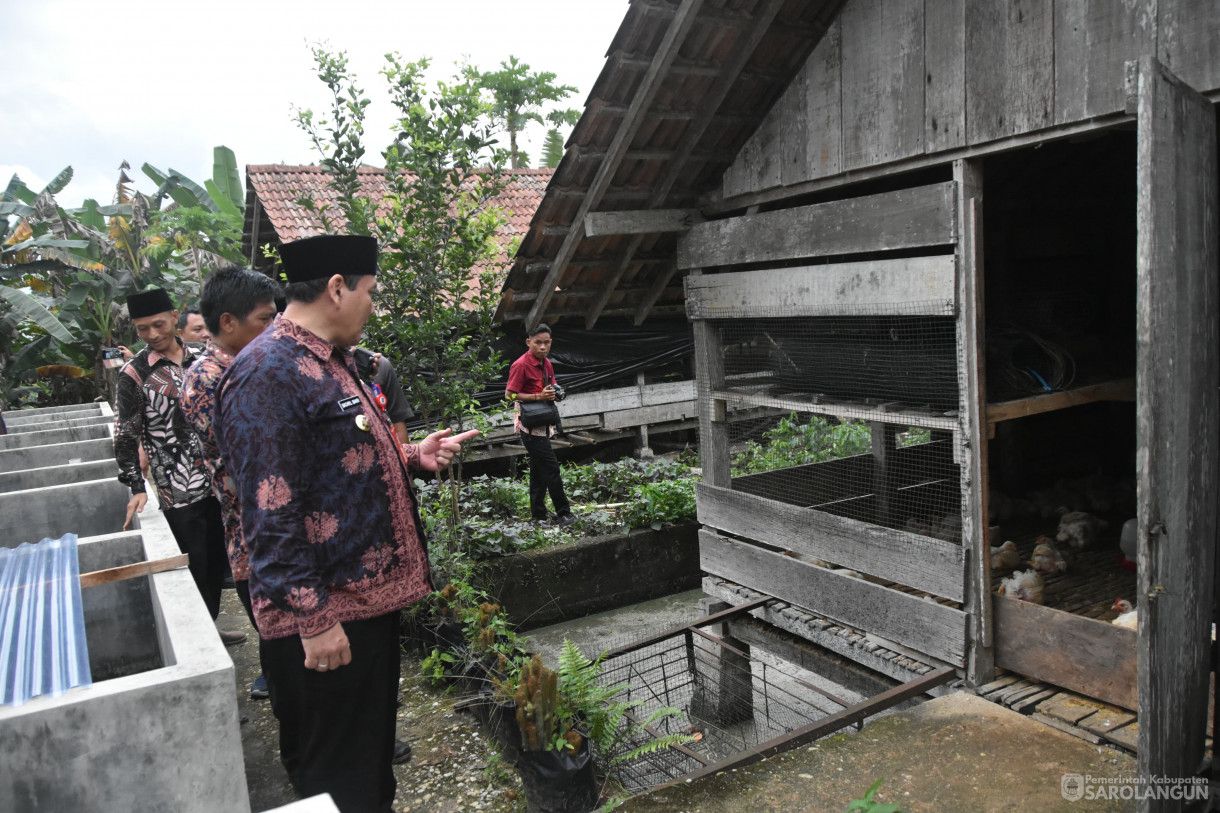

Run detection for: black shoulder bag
[[518, 373, 561, 430]]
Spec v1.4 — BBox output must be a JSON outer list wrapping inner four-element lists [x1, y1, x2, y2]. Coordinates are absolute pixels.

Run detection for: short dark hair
[[528, 323, 552, 338], [199, 267, 280, 334], [283, 274, 363, 304], [177, 306, 201, 330]]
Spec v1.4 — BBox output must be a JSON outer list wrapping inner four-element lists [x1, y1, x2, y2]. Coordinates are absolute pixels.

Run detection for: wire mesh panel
[[593, 631, 839, 794], [705, 306, 965, 541]]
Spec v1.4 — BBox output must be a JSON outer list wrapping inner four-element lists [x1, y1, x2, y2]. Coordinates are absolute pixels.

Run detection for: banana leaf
[[141, 163, 170, 187], [39, 167, 74, 197], [0, 201, 34, 218], [166, 169, 216, 212], [8, 334, 54, 377], [3, 174, 36, 205], [3, 235, 90, 255], [0, 286, 74, 343], [205, 179, 242, 219], [211, 146, 244, 211], [75, 199, 107, 231]]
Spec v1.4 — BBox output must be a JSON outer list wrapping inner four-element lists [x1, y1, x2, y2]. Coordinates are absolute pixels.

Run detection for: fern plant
[[556, 639, 694, 766]]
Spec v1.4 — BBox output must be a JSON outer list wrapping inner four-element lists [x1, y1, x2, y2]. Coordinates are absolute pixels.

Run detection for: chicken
[[997, 569, 1045, 604], [1111, 598, 1138, 630], [1029, 538, 1069, 574], [990, 540, 1021, 571], [1056, 511, 1108, 550]]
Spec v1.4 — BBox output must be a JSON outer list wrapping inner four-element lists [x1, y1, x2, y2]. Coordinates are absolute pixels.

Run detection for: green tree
[[295, 47, 512, 545], [479, 56, 578, 169], [540, 128, 565, 168], [0, 150, 246, 407]]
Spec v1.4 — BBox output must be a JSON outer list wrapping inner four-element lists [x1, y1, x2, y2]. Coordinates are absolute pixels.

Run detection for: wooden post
[[955, 157, 994, 686], [870, 422, 899, 526], [636, 371, 654, 458], [690, 271, 730, 488]]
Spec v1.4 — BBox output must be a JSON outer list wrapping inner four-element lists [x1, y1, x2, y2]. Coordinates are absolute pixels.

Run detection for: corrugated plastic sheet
[[0, 534, 91, 706]]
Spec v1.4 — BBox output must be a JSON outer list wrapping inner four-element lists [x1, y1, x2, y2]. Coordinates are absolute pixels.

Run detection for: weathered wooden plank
[[700, 529, 968, 665], [1158, 0, 1220, 96], [778, 55, 809, 188], [840, 0, 925, 170], [1036, 692, 1106, 724], [805, 17, 842, 180], [924, 0, 965, 152], [602, 401, 698, 430], [697, 483, 967, 601], [1133, 55, 1219, 790], [985, 378, 1135, 423], [683, 256, 957, 319], [723, 102, 782, 198], [714, 388, 960, 433], [1078, 706, 1138, 739], [1054, 0, 1155, 124], [583, 209, 703, 237], [965, 0, 1054, 144], [993, 595, 1137, 711], [679, 182, 957, 270]]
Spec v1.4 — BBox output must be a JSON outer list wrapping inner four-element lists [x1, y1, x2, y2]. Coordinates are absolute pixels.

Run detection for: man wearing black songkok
[[114, 287, 244, 645]]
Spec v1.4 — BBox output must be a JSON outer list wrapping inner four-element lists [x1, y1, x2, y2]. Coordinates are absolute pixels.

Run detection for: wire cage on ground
[[586, 608, 955, 795]]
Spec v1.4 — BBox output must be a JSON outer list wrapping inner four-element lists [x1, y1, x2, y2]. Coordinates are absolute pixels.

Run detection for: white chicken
[[1029, 537, 1069, 574], [1111, 599, 1138, 630], [997, 569, 1045, 604], [1056, 511, 1108, 550], [990, 540, 1021, 571]]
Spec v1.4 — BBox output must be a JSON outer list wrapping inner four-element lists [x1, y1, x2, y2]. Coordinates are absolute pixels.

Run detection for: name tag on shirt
[[337, 396, 362, 411]]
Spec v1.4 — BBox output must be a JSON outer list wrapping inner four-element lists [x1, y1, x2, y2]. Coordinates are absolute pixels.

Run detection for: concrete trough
[[3, 403, 104, 421], [0, 512, 250, 813], [6, 413, 116, 435], [0, 478, 132, 547], [0, 458, 119, 494], [0, 437, 115, 473], [0, 422, 111, 452]]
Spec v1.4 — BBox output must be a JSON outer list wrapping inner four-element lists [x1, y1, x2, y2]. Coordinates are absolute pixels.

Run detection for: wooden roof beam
[[586, 0, 791, 330], [524, 0, 707, 331], [583, 209, 703, 237]]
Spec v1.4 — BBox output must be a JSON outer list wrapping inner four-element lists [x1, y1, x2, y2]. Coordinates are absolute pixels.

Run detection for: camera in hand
[[102, 347, 124, 369], [550, 383, 565, 401], [351, 346, 376, 380]]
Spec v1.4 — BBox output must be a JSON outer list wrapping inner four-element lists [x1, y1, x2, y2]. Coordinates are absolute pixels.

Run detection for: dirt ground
[[220, 590, 527, 813]]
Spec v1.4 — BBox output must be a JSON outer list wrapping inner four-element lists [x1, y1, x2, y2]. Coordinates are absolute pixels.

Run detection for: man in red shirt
[[505, 324, 575, 527]]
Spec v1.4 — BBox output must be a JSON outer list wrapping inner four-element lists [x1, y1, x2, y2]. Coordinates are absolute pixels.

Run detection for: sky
[[3, 0, 628, 210]]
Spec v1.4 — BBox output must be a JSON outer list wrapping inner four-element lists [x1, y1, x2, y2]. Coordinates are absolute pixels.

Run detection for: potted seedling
[[513, 653, 598, 813]]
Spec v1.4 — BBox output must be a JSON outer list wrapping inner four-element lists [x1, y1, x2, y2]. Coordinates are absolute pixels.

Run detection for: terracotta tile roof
[[242, 164, 553, 274]]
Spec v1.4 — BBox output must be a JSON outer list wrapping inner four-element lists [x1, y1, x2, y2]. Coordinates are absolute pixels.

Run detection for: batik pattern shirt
[[114, 341, 212, 509], [180, 343, 249, 580], [215, 315, 431, 640]]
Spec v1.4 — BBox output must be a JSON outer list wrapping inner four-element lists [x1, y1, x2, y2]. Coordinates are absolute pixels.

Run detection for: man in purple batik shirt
[[215, 235, 476, 813]]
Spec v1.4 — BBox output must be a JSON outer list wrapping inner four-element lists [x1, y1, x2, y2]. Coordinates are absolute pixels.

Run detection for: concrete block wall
[[0, 402, 251, 813]]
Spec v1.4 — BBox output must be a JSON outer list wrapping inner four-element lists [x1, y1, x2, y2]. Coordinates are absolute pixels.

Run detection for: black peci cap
[[279, 235, 379, 283], [126, 288, 175, 319]]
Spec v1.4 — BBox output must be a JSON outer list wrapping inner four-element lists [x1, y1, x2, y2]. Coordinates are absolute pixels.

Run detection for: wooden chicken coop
[[498, 0, 1219, 802]]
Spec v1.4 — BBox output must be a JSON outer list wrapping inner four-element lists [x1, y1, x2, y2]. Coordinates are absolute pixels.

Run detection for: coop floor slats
[[988, 521, 1137, 620]]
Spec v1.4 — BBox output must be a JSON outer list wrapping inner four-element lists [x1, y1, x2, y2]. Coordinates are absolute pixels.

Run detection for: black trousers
[[262, 613, 400, 813], [162, 496, 226, 619], [520, 430, 571, 520], [237, 580, 301, 788]]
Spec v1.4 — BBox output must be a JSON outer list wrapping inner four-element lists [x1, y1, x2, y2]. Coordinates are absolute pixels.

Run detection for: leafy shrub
[[415, 458, 699, 562], [732, 413, 872, 476]]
